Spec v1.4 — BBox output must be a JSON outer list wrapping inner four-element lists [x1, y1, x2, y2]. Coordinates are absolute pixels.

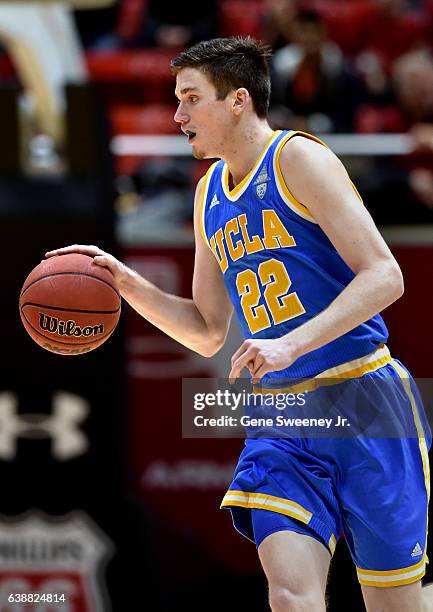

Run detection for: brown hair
[[171, 37, 272, 118]]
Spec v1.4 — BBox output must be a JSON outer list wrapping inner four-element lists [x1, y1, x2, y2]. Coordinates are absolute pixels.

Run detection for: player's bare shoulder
[[279, 134, 353, 212], [280, 134, 343, 179], [193, 176, 206, 221], [194, 175, 206, 201]]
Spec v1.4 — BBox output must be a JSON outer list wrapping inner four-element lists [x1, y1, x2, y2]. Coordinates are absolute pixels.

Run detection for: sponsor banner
[[0, 511, 112, 612]]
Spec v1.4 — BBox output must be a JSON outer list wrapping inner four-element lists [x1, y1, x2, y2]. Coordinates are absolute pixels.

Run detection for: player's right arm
[[46, 177, 233, 357]]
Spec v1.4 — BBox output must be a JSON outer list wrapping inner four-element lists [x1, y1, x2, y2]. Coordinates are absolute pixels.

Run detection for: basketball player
[[47, 38, 432, 612]]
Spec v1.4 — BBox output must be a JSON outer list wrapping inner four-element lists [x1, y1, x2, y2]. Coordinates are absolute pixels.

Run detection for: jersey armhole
[[199, 161, 219, 249], [274, 131, 364, 223]]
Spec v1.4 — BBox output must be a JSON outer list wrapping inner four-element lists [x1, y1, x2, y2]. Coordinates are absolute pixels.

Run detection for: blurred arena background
[[0, 0, 432, 609]]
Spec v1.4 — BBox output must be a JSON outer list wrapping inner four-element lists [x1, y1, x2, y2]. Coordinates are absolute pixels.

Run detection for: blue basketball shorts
[[221, 357, 431, 588]]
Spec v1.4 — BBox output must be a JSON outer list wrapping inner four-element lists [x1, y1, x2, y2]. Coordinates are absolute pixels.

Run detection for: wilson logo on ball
[[39, 313, 104, 337]]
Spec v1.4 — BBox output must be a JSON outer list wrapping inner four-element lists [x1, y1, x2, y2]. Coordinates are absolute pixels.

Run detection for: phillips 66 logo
[[0, 512, 113, 611]]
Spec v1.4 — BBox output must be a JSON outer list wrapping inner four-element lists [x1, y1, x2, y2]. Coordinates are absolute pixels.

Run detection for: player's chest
[[206, 199, 297, 274]]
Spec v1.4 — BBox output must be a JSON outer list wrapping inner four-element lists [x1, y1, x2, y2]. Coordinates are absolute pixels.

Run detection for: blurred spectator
[[261, 0, 300, 51], [268, 8, 363, 133], [409, 123, 433, 209], [359, 49, 433, 222], [76, 0, 218, 50], [122, 0, 218, 49], [320, 0, 428, 61], [356, 49, 433, 132], [74, 3, 119, 48], [393, 49, 433, 125], [423, 0, 433, 50], [397, 52, 433, 212], [314, 0, 429, 109]]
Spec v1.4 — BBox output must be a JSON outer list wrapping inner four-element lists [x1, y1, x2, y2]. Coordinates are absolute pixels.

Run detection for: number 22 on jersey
[[236, 258, 305, 334]]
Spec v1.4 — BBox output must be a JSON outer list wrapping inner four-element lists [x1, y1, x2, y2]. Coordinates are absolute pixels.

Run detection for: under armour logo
[[0, 391, 89, 460]]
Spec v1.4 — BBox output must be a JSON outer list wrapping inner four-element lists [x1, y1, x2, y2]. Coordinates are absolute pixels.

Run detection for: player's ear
[[232, 88, 249, 115]]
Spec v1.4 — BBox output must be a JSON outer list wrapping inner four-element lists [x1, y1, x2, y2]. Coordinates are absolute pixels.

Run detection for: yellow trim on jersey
[[221, 490, 337, 555], [356, 556, 426, 588], [253, 344, 392, 395], [222, 131, 281, 201], [389, 360, 430, 501], [274, 131, 364, 222], [199, 161, 219, 248], [351, 180, 364, 204], [389, 360, 430, 574], [274, 131, 324, 223], [328, 534, 337, 556]]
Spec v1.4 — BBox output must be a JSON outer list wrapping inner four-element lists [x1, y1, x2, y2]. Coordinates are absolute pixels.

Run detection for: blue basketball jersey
[[199, 130, 388, 381]]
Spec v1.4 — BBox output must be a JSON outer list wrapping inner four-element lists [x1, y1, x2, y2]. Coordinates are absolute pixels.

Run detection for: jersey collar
[[221, 130, 281, 202]]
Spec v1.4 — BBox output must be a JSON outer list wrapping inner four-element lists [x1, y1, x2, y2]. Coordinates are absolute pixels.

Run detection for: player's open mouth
[[185, 130, 197, 143]]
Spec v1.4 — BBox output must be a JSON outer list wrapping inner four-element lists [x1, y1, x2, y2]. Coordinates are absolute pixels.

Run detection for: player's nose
[[174, 104, 188, 124]]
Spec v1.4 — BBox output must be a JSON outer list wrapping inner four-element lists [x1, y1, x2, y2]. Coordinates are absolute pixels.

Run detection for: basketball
[[19, 253, 121, 355]]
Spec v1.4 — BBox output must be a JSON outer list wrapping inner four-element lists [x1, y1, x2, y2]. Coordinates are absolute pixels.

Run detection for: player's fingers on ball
[[93, 255, 109, 266], [72, 244, 103, 255], [46, 245, 92, 257], [76, 244, 105, 256], [93, 256, 123, 277], [45, 247, 72, 257], [88, 245, 107, 256]]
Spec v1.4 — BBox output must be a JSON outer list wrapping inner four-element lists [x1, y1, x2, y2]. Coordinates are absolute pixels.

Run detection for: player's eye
[[188, 96, 198, 103]]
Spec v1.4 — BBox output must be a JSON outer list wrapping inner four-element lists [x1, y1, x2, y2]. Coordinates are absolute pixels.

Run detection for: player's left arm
[[230, 137, 404, 383]]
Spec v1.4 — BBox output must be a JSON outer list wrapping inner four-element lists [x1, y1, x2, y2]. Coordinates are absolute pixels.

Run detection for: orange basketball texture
[[19, 254, 121, 355]]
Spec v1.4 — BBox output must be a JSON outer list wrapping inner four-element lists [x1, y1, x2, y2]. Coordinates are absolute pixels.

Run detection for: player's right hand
[[45, 245, 129, 285]]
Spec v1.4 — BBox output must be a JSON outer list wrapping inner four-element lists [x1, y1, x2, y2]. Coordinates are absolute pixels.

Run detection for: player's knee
[[268, 585, 294, 612], [268, 583, 324, 612], [422, 584, 433, 612]]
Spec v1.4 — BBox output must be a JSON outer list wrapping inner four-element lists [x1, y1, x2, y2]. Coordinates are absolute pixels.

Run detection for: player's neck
[[224, 121, 274, 187]]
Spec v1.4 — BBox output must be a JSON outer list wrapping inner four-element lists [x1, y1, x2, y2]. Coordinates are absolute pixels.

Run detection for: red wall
[[384, 246, 433, 376]]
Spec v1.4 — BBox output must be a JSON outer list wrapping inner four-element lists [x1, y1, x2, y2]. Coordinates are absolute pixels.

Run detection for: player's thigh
[[258, 530, 330, 611], [362, 580, 422, 612]]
